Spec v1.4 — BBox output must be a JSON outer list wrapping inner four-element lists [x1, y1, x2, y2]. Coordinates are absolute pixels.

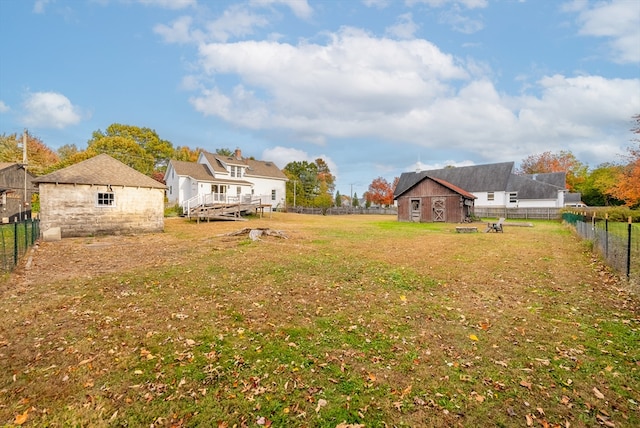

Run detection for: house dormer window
[[230, 166, 236, 177]]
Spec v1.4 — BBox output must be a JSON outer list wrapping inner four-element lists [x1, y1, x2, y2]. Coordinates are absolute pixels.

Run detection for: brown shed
[[394, 175, 476, 223]]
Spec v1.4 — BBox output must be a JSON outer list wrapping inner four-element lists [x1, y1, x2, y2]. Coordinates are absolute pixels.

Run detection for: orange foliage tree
[[517, 150, 586, 191], [365, 176, 398, 207], [611, 115, 640, 207]]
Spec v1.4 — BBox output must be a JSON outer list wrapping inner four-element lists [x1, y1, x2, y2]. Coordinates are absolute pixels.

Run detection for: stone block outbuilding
[[33, 154, 166, 238]]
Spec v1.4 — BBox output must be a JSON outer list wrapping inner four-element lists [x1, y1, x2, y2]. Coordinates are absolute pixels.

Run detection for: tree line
[[1, 117, 638, 209]]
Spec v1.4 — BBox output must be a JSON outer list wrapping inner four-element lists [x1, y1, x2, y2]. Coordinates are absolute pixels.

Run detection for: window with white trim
[[487, 192, 494, 201], [509, 192, 518, 203], [97, 192, 115, 207], [271, 189, 276, 201]]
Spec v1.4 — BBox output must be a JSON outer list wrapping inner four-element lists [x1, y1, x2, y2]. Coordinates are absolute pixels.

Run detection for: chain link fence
[[0, 219, 40, 273], [563, 213, 638, 286]]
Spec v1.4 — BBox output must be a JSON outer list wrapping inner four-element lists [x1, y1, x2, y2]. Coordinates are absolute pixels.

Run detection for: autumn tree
[[173, 146, 201, 162], [610, 115, 640, 207], [517, 150, 586, 191], [575, 163, 624, 206], [365, 176, 397, 207], [0, 131, 60, 175]]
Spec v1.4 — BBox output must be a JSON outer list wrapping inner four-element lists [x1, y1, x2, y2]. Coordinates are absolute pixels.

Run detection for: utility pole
[[22, 130, 28, 221]]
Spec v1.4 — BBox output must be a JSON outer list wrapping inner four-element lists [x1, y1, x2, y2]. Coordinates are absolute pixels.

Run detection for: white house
[[395, 162, 574, 210], [164, 149, 288, 212]]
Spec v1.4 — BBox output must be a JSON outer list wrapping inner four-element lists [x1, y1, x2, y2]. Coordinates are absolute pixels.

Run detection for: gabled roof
[[506, 174, 563, 199], [33, 154, 166, 189], [524, 172, 566, 189], [170, 160, 216, 181], [394, 174, 477, 200], [430, 176, 477, 199], [245, 158, 288, 180], [395, 162, 514, 197], [0, 162, 19, 171], [198, 150, 287, 180]]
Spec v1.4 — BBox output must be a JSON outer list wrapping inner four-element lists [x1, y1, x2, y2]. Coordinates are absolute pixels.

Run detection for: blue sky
[[1, 0, 639, 197]]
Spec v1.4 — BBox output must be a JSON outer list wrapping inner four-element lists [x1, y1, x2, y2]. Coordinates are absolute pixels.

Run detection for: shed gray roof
[[395, 162, 514, 197], [33, 154, 166, 189], [506, 174, 562, 199]]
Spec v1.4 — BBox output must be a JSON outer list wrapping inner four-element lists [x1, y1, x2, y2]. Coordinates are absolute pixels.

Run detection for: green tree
[[314, 181, 333, 213], [89, 136, 155, 175], [334, 190, 342, 207], [89, 123, 174, 171], [575, 163, 624, 206], [57, 144, 80, 161], [352, 192, 359, 207], [216, 148, 233, 156], [283, 160, 319, 206]]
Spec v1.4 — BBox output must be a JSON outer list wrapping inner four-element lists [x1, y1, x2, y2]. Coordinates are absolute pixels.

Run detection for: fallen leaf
[[336, 423, 365, 428], [14, 410, 29, 425], [469, 334, 479, 341], [525, 413, 534, 426], [520, 380, 532, 390], [316, 398, 327, 413], [593, 387, 605, 399]]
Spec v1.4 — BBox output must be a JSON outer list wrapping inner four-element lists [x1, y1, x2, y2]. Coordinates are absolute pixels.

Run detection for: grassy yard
[[1, 214, 638, 427]]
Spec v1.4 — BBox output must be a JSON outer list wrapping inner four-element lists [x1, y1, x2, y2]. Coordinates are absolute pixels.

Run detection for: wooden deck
[[188, 202, 259, 222]]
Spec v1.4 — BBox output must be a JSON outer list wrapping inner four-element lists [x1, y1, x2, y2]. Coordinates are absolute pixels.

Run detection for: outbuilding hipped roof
[[33, 154, 166, 189]]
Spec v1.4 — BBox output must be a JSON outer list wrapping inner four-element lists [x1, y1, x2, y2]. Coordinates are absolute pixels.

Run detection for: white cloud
[[362, 0, 391, 8], [21, 91, 82, 129], [0, 100, 9, 113], [205, 4, 270, 42], [567, 0, 640, 63], [191, 27, 469, 137], [385, 13, 419, 39], [262, 146, 338, 179], [137, 0, 196, 10], [183, 21, 637, 168], [406, 0, 488, 10], [154, 16, 202, 44], [250, 0, 313, 20], [33, 0, 51, 14], [438, 6, 484, 34]]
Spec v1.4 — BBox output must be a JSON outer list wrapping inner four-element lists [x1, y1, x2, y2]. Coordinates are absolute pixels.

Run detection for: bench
[[485, 217, 505, 233], [456, 226, 478, 233]]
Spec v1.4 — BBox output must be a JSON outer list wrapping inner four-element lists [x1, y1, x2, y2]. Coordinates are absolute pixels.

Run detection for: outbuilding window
[[97, 192, 115, 207]]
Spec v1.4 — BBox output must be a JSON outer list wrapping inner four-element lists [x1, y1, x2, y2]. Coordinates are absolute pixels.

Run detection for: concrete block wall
[[39, 183, 165, 237]]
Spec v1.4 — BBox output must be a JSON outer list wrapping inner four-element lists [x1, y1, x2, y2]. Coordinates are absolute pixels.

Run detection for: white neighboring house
[[395, 162, 574, 209], [164, 149, 288, 213]]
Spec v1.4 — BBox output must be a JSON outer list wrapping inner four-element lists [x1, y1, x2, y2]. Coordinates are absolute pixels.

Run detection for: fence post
[[605, 213, 609, 259], [627, 217, 632, 280], [13, 221, 18, 268]]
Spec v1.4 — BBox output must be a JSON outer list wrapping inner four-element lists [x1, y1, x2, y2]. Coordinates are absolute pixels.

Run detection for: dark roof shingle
[[33, 154, 166, 189]]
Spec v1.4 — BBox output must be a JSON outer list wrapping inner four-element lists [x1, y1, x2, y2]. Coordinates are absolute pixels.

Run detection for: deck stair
[[188, 201, 259, 221]]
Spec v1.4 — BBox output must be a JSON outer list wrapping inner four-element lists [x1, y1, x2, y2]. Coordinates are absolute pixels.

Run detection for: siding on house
[[165, 149, 288, 209]]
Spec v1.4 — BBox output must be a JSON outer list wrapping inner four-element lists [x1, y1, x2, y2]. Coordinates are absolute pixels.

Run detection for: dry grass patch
[[1, 214, 638, 427]]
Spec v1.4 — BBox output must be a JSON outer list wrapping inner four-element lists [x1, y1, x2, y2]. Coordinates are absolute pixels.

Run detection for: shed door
[[432, 198, 445, 222], [410, 199, 421, 222]]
